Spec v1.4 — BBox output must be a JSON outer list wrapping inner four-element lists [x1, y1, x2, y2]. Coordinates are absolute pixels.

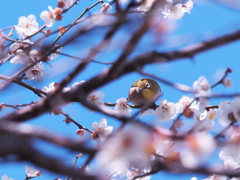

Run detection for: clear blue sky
[[0, 0, 240, 180]]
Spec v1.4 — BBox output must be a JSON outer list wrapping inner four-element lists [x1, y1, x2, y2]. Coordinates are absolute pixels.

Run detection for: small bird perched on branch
[[128, 78, 161, 109]]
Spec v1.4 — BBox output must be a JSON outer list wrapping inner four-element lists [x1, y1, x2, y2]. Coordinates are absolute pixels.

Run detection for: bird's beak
[[139, 87, 146, 93]]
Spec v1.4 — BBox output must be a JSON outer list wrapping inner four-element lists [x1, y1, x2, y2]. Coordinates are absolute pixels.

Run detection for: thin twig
[[211, 67, 232, 88], [49, 0, 104, 47], [61, 112, 94, 133]]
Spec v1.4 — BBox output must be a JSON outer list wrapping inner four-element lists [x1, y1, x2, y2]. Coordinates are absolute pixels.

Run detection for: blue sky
[[0, 0, 240, 180]]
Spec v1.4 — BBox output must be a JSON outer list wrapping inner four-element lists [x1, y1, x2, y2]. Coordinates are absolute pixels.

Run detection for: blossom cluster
[[2, 165, 41, 180], [5, 0, 71, 81], [1, 0, 239, 180], [4, 0, 194, 83], [101, 0, 194, 20]]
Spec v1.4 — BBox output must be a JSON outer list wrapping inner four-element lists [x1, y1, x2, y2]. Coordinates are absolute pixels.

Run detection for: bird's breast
[[128, 87, 147, 105]]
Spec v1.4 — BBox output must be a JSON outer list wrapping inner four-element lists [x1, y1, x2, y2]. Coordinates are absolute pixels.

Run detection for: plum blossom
[[155, 99, 177, 121], [10, 39, 32, 52], [231, 98, 240, 121], [15, 14, 39, 39], [222, 78, 233, 88], [92, 118, 113, 140], [41, 82, 71, 109], [218, 100, 232, 127], [218, 98, 240, 127], [9, 40, 34, 64], [191, 177, 197, 180], [100, 3, 112, 13], [114, 97, 132, 116], [153, 129, 174, 157], [202, 109, 218, 121], [40, 6, 63, 27], [192, 108, 218, 132], [217, 128, 240, 180], [135, 0, 155, 12], [25, 165, 41, 178], [219, 127, 240, 166], [181, 133, 216, 168], [193, 76, 211, 97], [204, 175, 227, 180], [175, 95, 199, 118], [162, 0, 193, 20], [9, 40, 48, 64], [25, 62, 46, 81], [58, 0, 73, 8], [76, 129, 86, 137], [10, 49, 30, 64], [88, 91, 105, 105], [42, 82, 60, 94], [193, 117, 214, 132], [29, 49, 50, 62], [176, 95, 198, 111], [140, 109, 155, 118], [96, 125, 152, 175], [1, 175, 14, 180]]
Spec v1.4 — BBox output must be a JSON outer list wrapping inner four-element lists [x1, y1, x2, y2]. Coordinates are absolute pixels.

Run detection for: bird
[[128, 78, 161, 109]]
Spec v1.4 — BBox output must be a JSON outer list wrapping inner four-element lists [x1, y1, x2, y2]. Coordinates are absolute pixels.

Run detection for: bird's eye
[[146, 83, 150, 88]]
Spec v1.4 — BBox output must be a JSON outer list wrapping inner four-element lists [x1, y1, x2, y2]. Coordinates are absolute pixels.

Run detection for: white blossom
[[135, 0, 155, 12], [184, 0, 194, 13], [193, 76, 211, 97], [25, 62, 46, 81], [92, 118, 113, 139], [141, 109, 155, 118], [25, 165, 41, 178], [155, 100, 177, 121], [29, 49, 39, 61], [100, 3, 112, 13], [88, 91, 105, 105], [15, 14, 39, 39], [10, 49, 30, 64], [206, 109, 218, 120], [191, 177, 197, 180], [218, 99, 240, 127], [9, 40, 41, 64], [42, 82, 60, 94], [198, 96, 209, 108], [40, 6, 63, 27], [58, 0, 73, 8], [1, 175, 14, 180], [204, 175, 227, 180], [10, 39, 32, 51], [96, 125, 152, 175], [154, 137, 173, 157], [114, 97, 132, 116], [162, 0, 193, 20], [175, 95, 198, 114], [219, 128, 240, 167], [231, 98, 240, 121], [193, 117, 215, 132], [222, 78, 233, 88], [181, 133, 216, 168]]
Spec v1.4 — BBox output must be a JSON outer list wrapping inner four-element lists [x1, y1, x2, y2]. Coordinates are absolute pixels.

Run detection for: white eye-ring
[[146, 83, 150, 88]]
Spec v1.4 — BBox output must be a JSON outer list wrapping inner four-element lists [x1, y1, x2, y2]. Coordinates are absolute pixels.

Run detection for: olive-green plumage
[[128, 78, 161, 106]]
